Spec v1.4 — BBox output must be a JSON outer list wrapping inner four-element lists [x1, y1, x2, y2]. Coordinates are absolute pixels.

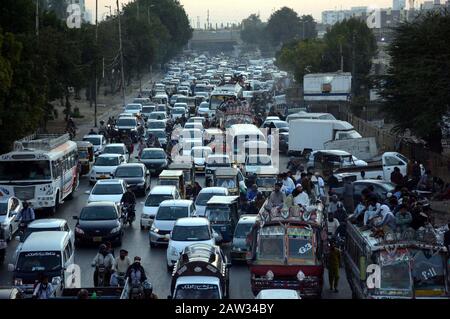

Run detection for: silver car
[[0, 197, 22, 241]]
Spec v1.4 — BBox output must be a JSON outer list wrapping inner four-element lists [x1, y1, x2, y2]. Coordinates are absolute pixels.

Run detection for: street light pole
[[117, 0, 126, 106]]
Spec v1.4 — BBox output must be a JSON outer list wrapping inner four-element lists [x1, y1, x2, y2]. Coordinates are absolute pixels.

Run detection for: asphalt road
[[0, 151, 352, 299]]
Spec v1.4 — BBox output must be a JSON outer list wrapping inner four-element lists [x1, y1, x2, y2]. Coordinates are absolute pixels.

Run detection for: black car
[[74, 202, 124, 246], [112, 163, 150, 196], [139, 148, 169, 175]]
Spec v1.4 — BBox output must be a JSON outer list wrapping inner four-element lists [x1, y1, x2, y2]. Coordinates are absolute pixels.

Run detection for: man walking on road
[[327, 240, 341, 293]]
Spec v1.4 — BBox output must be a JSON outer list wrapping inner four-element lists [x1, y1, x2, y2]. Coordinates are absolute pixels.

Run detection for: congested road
[[0, 151, 351, 299]]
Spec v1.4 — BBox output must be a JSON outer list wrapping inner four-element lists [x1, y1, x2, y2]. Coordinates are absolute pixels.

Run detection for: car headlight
[[110, 226, 121, 234], [14, 278, 23, 286], [266, 270, 274, 281], [151, 226, 159, 234]]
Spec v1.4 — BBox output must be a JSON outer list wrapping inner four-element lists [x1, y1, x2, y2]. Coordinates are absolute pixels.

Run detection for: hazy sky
[[86, 0, 420, 24]]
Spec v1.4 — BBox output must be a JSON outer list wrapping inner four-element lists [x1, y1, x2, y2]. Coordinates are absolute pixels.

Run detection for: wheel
[[50, 193, 59, 216]]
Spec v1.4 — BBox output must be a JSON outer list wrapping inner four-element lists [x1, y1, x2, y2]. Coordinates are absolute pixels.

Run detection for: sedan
[[0, 197, 22, 242], [139, 148, 169, 175], [89, 154, 126, 185], [112, 163, 150, 197], [87, 179, 128, 205], [74, 202, 124, 246]]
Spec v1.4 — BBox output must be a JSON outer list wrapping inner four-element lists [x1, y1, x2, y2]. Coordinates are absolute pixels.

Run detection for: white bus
[[0, 133, 78, 214]]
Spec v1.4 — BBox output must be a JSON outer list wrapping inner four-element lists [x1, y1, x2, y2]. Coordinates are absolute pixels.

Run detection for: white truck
[[334, 152, 409, 182], [288, 119, 363, 155], [303, 72, 352, 101]]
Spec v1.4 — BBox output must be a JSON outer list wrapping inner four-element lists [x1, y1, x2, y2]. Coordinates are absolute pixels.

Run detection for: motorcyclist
[[111, 249, 132, 286], [121, 188, 136, 220], [126, 256, 148, 298], [88, 128, 98, 135], [91, 244, 114, 287], [98, 120, 107, 136]]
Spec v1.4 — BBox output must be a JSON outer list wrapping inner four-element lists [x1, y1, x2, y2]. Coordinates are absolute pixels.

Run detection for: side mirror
[[8, 264, 14, 272]]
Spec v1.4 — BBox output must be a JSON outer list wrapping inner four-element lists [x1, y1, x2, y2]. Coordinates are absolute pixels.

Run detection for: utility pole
[[94, 0, 98, 127], [117, 0, 126, 106], [35, 0, 39, 36], [207, 9, 210, 30]]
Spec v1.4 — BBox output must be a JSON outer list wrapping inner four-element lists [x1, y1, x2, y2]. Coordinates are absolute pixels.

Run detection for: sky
[[85, 0, 423, 24]]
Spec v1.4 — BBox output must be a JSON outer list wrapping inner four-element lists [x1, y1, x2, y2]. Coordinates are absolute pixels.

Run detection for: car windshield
[[275, 122, 288, 128], [380, 257, 412, 292], [152, 131, 166, 138], [256, 226, 284, 262], [156, 206, 189, 220], [206, 206, 230, 222], [95, 157, 119, 166], [173, 108, 185, 114], [22, 227, 61, 242], [171, 225, 211, 241], [103, 146, 125, 155], [174, 284, 220, 299], [92, 184, 123, 195], [80, 205, 117, 220], [0, 160, 51, 181], [16, 251, 61, 272], [191, 149, 211, 158], [142, 106, 155, 113], [234, 222, 254, 238], [246, 156, 272, 166], [83, 137, 101, 145], [0, 202, 8, 216], [114, 167, 143, 178], [126, 105, 141, 110], [117, 118, 136, 126], [150, 113, 165, 119], [145, 194, 173, 206], [142, 150, 166, 159], [206, 157, 230, 166], [148, 122, 165, 129], [411, 250, 446, 293]]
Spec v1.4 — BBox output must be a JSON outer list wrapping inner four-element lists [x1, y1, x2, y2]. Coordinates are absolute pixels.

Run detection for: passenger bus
[[246, 202, 326, 298], [0, 133, 78, 214], [227, 124, 266, 164], [344, 222, 450, 299]]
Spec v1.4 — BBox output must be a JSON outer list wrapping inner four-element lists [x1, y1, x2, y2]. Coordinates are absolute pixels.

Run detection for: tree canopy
[[378, 11, 450, 153]]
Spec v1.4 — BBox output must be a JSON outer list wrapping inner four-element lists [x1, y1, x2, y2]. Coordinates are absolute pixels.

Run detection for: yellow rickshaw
[[168, 160, 195, 196], [76, 141, 94, 176], [158, 170, 186, 199]]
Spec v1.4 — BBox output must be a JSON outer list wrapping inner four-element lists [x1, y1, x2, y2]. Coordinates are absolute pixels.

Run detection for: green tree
[[299, 15, 317, 40], [266, 7, 302, 47], [322, 18, 377, 96], [240, 14, 265, 46], [378, 11, 450, 153]]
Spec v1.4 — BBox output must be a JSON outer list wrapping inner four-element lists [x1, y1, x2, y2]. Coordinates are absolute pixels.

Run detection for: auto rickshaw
[[76, 141, 94, 175], [213, 167, 242, 196], [255, 167, 279, 197], [168, 160, 195, 189], [158, 170, 186, 199], [204, 196, 240, 243]]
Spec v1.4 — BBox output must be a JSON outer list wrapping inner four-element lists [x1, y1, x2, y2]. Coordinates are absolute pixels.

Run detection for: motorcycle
[[94, 264, 108, 287], [121, 203, 136, 226]]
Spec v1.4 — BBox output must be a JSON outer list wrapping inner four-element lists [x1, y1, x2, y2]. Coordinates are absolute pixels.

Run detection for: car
[[184, 122, 203, 131], [87, 179, 128, 205], [174, 102, 188, 110], [112, 163, 150, 196], [139, 147, 169, 175], [155, 104, 169, 113], [187, 116, 205, 124], [115, 117, 139, 142], [102, 143, 130, 162], [205, 154, 232, 182], [141, 186, 180, 230], [166, 217, 218, 269], [148, 111, 168, 121], [255, 289, 301, 299], [244, 154, 273, 176], [191, 146, 212, 172], [194, 187, 229, 217], [146, 129, 168, 149], [172, 107, 188, 120], [82, 135, 106, 155], [265, 116, 280, 121], [262, 119, 289, 132], [89, 154, 126, 185], [180, 128, 203, 142], [124, 103, 142, 116], [149, 200, 195, 247], [147, 119, 166, 130], [74, 202, 124, 246], [141, 105, 156, 120], [231, 215, 257, 262], [0, 196, 22, 241]]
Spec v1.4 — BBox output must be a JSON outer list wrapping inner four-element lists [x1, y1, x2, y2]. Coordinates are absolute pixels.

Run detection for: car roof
[[21, 231, 69, 252], [199, 187, 228, 194], [160, 199, 193, 207], [313, 150, 351, 156], [116, 163, 145, 169], [94, 179, 124, 185], [149, 185, 177, 194], [28, 219, 67, 229], [207, 196, 239, 205], [97, 153, 121, 158], [175, 217, 209, 226], [175, 276, 220, 286], [143, 148, 165, 152], [238, 215, 258, 223], [86, 201, 117, 207], [105, 143, 126, 148]]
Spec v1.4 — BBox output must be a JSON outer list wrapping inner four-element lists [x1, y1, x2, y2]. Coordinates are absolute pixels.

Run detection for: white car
[[172, 107, 188, 120], [82, 135, 106, 155], [255, 289, 301, 299], [184, 122, 203, 131], [166, 217, 217, 269], [197, 102, 214, 117], [0, 196, 22, 241], [149, 200, 195, 247], [124, 103, 143, 116], [194, 187, 229, 217], [306, 150, 368, 169], [87, 179, 128, 205], [141, 186, 180, 229], [102, 143, 130, 162], [244, 154, 273, 176], [89, 154, 126, 185], [191, 146, 212, 172]]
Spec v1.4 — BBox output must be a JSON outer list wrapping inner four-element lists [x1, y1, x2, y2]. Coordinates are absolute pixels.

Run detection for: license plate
[[99, 175, 107, 179], [93, 237, 102, 242]]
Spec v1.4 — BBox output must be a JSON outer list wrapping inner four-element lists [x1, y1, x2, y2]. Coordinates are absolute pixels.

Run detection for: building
[[321, 7, 368, 25]]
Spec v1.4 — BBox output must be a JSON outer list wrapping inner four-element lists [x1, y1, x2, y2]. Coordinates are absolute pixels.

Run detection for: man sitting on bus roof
[[266, 182, 286, 210]]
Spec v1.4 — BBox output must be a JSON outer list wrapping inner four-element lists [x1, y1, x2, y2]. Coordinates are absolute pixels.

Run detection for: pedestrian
[[192, 182, 202, 199], [327, 240, 341, 293], [327, 213, 340, 237], [137, 138, 146, 160], [17, 201, 35, 226], [390, 167, 404, 186], [32, 274, 54, 299]]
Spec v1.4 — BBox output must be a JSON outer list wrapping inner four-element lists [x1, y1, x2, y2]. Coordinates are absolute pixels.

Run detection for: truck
[[169, 243, 231, 299], [303, 72, 352, 102], [288, 119, 363, 155]]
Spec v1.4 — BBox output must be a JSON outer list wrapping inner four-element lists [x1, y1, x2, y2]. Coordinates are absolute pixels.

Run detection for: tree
[[266, 7, 302, 47], [299, 15, 317, 40], [322, 18, 377, 96], [378, 11, 450, 153], [275, 39, 326, 83], [240, 14, 265, 46]]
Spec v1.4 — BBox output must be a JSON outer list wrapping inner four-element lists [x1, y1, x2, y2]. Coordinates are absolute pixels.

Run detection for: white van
[[9, 231, 74, 293]]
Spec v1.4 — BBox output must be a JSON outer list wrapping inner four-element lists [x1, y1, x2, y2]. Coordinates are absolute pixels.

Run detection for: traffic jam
[[0, 53, 449, 300]]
